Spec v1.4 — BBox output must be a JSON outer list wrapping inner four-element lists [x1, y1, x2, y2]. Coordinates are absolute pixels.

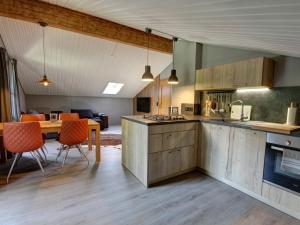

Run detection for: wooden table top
[[0, 119, 100, 132]]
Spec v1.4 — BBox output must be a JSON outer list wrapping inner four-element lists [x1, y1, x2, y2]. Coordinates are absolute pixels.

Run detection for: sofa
[[71, 109, 108, 130]]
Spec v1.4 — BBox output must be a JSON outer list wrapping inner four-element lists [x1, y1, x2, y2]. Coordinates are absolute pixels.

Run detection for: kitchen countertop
[[122, 115, 300, 135], [121, 115, 199, 126]]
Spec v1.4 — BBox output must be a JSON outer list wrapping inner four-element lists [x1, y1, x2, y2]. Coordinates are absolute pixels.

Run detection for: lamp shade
[[38, 75, 52, 86], [168, 69, 179, 84], [142, 65, 154, 81]]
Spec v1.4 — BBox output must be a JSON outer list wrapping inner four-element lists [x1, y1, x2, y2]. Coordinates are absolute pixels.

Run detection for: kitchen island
[[122, 115, 198, 187]]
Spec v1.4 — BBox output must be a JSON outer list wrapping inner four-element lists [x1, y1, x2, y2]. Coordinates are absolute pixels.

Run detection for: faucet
[[230, 100, 248, 121]]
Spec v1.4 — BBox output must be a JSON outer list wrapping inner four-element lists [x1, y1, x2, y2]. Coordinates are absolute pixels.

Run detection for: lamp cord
[[147, 30, 149, 65], [172, 39, 175, 69], [43, 26, 46, 76]]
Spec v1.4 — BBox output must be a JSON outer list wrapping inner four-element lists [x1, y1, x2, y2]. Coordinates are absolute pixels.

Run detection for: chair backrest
[[20, 114, 45, 122], [59, 119, 88, 146], [59, 113, 79, 121], [3, 122, 43, 153]]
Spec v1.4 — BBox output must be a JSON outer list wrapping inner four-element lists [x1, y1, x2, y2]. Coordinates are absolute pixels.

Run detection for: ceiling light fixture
[[142, 28, 154, 82], [103, 82, 124, 95], [37, 22, 52, 87], [168, 37, 179, 85]]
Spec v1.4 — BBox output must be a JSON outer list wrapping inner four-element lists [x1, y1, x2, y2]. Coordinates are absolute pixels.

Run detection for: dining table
[[0, 119, 101, 163]]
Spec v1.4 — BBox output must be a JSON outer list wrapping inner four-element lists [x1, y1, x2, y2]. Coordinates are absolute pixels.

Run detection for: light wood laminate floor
[[0, 141, 299, 225]]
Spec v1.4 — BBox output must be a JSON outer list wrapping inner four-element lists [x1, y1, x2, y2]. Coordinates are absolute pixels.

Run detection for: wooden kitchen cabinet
[[148, 149, 181, 181], [199, 123, 266, 194], [223, 64, 234, 89], [226, 127, 266, 194], [123, 118, 198, 187], [199, 122, 300, 220], [212, 65, 224, 88], [262, 182, 300, 219], [181, 146, 196, 171], [195, 57, 274, 90], [195, 68, 213, 90], [200, 123, 230, 179]]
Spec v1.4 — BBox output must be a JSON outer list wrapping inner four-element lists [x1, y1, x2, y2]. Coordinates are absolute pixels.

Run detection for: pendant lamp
[[37, 22, 52, 87], [168, 37, 179, 84], [142, 28, 154, 81]]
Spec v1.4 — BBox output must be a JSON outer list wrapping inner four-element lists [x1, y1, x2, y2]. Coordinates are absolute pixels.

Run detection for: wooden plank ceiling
[[42, 0, 300, 58], [0, 0, 172, 54], [0, 17, 172, 97]]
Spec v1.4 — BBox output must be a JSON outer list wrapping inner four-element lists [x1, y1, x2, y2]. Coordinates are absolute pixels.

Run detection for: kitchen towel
[[281, 149, 300, 175]]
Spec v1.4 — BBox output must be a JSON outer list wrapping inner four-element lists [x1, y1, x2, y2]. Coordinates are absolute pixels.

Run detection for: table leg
[[95, 126, 100, 163], [88, 128, 93, 151]]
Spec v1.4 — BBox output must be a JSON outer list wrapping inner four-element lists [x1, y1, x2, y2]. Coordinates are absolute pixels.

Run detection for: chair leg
[[14, 152, 23, 168], [7, 153, 20, 184], [61, 148, 70, 168], [40, 147, 47, 161], [56, 144, 64, 161], [36, 149, 46, 165], [42, 145, 48, 154], [76, 145, 89, 166], [30, 152, 45, 176]]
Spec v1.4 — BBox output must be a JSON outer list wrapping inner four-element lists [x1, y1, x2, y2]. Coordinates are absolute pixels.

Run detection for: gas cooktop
[[143, 114, 186, 121]]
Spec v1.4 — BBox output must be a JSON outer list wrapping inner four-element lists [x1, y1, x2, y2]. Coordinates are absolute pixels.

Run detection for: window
[[102, 82, 124, 95]]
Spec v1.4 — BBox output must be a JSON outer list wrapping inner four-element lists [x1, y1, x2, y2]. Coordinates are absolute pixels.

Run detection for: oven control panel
[[267, 132, 300, 149]]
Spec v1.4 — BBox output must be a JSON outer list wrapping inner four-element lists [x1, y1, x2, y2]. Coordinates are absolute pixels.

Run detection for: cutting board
[[251, 122, 300, 134]]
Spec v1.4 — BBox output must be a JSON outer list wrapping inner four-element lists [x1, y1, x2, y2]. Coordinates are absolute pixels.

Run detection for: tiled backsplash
[[199, 87, 300, 124]]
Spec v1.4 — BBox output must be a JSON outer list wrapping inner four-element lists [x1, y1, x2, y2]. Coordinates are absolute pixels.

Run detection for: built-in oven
[[263, 133, 300, 194]]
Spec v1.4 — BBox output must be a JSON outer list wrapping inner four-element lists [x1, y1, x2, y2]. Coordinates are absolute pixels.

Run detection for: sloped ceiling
[[0, 17, 172, 98], [43, 0, 300, 58]]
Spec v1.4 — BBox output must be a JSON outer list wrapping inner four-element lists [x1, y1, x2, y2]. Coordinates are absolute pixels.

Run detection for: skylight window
[[102, 82, 124, 95]]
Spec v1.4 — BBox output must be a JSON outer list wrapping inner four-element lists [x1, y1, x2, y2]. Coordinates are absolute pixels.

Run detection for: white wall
[[26, 95, 132, 125]]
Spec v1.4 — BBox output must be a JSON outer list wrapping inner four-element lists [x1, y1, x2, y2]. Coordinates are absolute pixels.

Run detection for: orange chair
[[57, 119, 89, 167], [20, 113, 47, 161], [20, 114, 46, 122], [59, 113, 79, 121], [3, 122, 45, 183]]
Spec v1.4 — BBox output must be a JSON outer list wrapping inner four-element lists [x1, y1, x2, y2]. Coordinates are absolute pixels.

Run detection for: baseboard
[[196, 167, 300, 220]]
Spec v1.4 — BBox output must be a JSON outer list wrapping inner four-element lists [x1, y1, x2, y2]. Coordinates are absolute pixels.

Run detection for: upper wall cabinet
[[195, 57, 274, 91]]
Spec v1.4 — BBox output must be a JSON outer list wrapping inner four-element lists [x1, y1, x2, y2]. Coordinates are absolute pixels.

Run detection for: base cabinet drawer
[[148, 146, 196, 183], [148, 152, 164, 181], [149, 134, 163, 153], [162, 130, 195, 150], [181, 146, 196, 171], [262, 182, 300, 219], [163, 149, 181, 177]]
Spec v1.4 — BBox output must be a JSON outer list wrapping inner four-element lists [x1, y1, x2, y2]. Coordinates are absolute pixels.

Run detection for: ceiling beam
[[0, 0, 172, 54]]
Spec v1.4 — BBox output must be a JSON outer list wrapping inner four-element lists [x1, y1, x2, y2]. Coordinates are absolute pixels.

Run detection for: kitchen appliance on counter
[[263, 133, 300, 194], [181, 103, 201, 115], [143, 114, 185, 121]]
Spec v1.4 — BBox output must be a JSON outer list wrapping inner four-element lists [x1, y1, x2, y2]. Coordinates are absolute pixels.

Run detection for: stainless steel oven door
[[263, 143, 300, 193]]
